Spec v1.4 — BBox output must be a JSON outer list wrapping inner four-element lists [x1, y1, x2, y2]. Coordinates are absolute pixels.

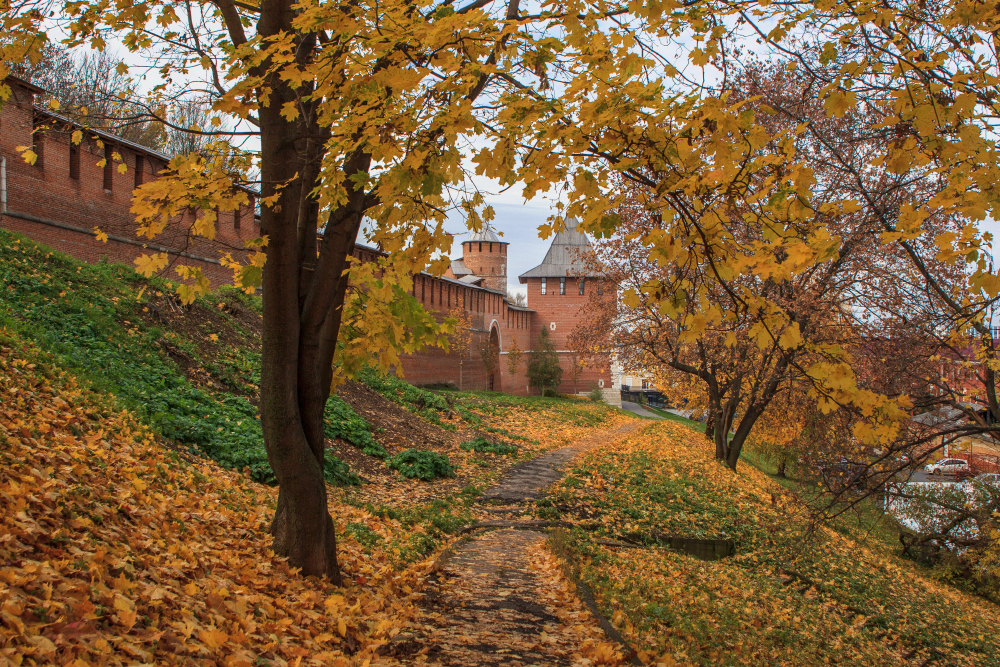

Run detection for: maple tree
[[3, 0, 1000, 579], [0, 0, 653, 579]]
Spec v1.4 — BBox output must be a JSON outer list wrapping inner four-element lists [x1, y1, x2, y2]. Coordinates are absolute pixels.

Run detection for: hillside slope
[[0, 228, 629, 496], [0, 335, 429, 666], [550, 422, 1000, 666]]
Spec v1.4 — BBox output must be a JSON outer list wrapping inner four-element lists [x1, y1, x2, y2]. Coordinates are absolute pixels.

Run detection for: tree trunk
[[776, 457, 787, 478], [257, 0, 340, 581]]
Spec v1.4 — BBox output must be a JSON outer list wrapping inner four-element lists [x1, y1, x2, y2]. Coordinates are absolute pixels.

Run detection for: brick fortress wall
[[0, 80, 257, 287], [0, 76, 567, 395]]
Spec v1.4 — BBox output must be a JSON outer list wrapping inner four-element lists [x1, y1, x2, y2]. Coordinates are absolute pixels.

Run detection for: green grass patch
[[324, 395, 386, 458]]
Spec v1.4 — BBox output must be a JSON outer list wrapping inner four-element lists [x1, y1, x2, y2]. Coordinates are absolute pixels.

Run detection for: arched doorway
[[486, 325, 502, 392]]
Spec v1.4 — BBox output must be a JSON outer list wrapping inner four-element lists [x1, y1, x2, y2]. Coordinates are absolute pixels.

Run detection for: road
[[908, 469, 963, 484], [619, 400, 665, 420]]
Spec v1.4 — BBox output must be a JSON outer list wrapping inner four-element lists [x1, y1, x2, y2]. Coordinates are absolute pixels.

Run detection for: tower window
[[479, 242, 482, 252], [579, 278, 585, 295], [541, 278, 547, 295], [135, 154, 144, 188], [560, 277, 566, 295], [598, 279, 604, 296]]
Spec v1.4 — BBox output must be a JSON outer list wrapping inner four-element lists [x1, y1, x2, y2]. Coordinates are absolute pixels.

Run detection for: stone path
[[376, 420, 646, 666]]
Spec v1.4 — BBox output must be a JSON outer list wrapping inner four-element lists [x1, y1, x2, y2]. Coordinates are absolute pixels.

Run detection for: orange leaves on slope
[[0, 341, 427, 666]]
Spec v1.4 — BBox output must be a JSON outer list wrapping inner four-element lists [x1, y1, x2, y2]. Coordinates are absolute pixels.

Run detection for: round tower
[[464, 225, 508, 293]]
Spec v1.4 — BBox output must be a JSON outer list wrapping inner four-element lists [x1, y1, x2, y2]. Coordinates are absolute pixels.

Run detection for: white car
[[924, 458, 970, 476]]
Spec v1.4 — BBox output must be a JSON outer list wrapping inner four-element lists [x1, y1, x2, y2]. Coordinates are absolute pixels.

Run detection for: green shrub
[[323, 395, 386, 458], [345, 522, 382, 549], [459, 435, 518, 455], [588, 387, 605, 403], [387, 449, 457, 480]]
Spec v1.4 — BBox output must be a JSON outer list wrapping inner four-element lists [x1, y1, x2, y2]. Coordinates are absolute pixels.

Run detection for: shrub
[[388, 449, 457, 480], [460, 436, 518, 455], [527, 326, 563, 393], [323, 395, 387, 458], [588, 386, 605, 403]]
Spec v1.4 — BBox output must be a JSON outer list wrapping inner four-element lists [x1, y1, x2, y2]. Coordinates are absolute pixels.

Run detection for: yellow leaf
[[94, 227, 109, 243], [337, 617, 347, 637], [779, 322, 803, 350], [199, 627, 229, 649], [134, 252, 170, 277], [71, 129, 83, 145], [118, 163, 128, 175]]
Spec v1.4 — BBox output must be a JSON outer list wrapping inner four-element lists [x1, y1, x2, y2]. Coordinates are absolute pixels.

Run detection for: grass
[[549, 420, 1000, 666], [0, 229, 361, 485]]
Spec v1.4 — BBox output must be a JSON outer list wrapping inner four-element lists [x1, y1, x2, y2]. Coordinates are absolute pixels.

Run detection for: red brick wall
[[1, 82, 258, 288], [1, 77, 610, 398], [522, 276, 613, 394]]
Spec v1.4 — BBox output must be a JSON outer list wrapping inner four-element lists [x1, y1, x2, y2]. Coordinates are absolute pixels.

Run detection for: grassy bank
[[548, 421, 1000, 666]]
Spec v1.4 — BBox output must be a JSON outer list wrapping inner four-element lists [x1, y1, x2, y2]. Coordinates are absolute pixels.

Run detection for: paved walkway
[[376, 420, 646, 666], [619, 400, 664, 420]]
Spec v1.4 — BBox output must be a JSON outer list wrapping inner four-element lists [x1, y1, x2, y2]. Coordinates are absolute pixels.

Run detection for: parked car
[[924, 458, 970, 476]]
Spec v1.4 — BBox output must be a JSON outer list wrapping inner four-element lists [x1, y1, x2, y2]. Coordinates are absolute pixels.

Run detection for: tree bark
[[257, 0, 341, 581]]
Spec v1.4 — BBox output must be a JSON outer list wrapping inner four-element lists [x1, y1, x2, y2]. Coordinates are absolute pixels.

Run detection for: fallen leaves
[[0, 337, 438, 666], [552, 422, 1000, 666]]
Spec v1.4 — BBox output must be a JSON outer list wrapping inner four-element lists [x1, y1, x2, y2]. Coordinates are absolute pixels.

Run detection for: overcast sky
[[442, 189, 559, 300]]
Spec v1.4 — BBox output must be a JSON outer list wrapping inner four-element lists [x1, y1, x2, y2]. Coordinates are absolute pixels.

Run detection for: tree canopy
[[4, 0, 1000, 578]]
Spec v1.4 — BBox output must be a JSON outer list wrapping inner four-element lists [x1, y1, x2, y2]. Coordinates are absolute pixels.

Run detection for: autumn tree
[[447, 305, 473, 391], [527, 327, 562, 395], [6, 0, 1000, 580], [3, 0, 711, 580], [506, 335, 523, 375]]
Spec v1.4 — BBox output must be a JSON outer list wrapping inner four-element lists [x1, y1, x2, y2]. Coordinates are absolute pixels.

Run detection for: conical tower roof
[[467, 224, 505, 244], [518, 217, 602, 282]]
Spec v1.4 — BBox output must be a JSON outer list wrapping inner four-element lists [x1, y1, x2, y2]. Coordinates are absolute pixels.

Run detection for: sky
[[441, 186, 560, 301]]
